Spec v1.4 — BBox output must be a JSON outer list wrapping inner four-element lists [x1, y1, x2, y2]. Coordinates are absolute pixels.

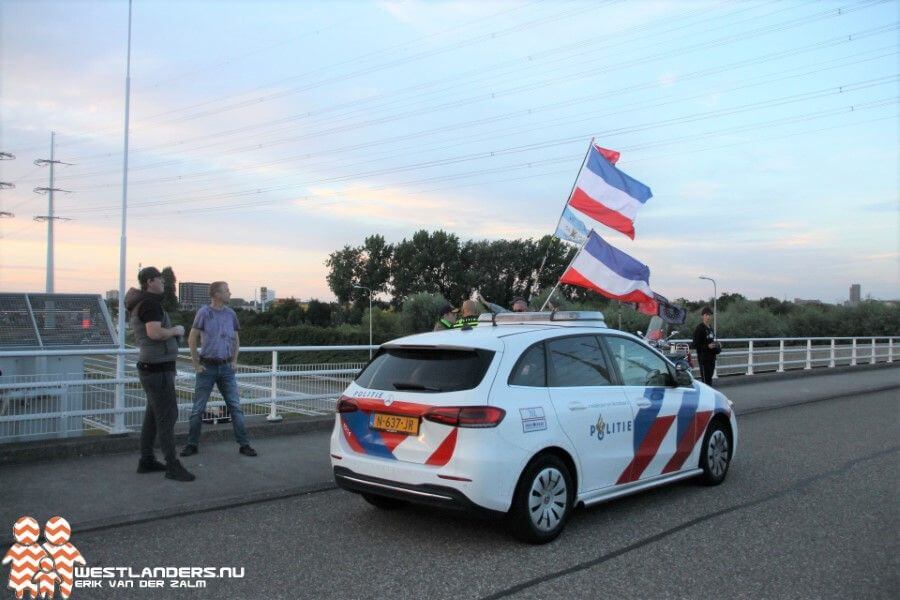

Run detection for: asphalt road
[[54, 387, 898, 600]]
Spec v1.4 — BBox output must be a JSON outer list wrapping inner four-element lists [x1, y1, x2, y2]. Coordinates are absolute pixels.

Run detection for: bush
[[360, 307, 403, 341], [400, 292, 448, 335]]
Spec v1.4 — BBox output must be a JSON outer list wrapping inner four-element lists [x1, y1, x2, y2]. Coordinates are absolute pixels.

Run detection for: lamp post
[[353, 285, 373, 358], [698, 276, 717, 335]]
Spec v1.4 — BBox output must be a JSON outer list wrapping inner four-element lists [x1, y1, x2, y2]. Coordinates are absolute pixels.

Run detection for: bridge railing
[[0, 337, 894, 444], [671, 336, 895, 377]]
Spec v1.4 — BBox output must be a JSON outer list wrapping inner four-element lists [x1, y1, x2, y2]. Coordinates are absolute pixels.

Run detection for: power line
[[46, 13, 897, 186], [71, 109, 899, 224], [64, 39, 898, 200], [62, 93, 898, 218], [9, 0, 548, 154], [50, 0, 809, 167]]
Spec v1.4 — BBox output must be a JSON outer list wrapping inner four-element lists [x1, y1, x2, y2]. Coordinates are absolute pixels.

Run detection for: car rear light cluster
[[336, 396, 358, 413], [424, 406, 506, 428]]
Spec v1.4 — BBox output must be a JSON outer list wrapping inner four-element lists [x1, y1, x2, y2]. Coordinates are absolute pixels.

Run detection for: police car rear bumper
[[333, 466, 504, 517]]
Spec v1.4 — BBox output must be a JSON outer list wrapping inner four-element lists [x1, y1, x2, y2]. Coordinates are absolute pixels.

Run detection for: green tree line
[[145, 232, 899, 365]]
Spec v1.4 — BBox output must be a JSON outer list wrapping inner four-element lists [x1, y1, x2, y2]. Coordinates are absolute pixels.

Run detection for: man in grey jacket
[[125, 266, 195, 482]]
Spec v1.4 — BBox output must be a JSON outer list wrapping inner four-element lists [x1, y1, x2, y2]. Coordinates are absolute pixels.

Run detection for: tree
[[759, 296, 792, 316], [305, 299, 332, 327], [325, 245, 362, 305], [391, 230, 466, 305], [717, 292, 746, 311], [358, 235, 393, 296], [161, 266, 178, 312]]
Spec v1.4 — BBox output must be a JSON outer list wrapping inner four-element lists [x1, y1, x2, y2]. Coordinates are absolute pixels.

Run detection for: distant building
[[258, 286, 276, 311], [849, 284, 861, 305], [179, 282, 210, 310], [105, 289, 119, 302]]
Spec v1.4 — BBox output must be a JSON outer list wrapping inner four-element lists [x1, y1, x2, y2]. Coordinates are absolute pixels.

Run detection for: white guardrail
[[0, 337, 895, 444]]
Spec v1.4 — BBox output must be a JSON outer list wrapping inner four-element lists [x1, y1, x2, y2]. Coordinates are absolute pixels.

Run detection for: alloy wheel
[[528, 467, 567, 532], [707, 430, 729, 478]]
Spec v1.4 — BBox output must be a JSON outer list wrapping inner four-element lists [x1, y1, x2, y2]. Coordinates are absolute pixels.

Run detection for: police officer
[[433, 303, 458, 331], [453, 300, 480, 329], [692, 306, 720, 386]]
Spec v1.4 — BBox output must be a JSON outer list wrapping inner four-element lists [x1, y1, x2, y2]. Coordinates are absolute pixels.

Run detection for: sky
[[1, 0, 897, 305]]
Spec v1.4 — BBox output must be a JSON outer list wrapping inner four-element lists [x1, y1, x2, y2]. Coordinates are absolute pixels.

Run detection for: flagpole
[[532, 137, 595, 298], [539, 231, 589, 311], [552, 136, 594, 238]]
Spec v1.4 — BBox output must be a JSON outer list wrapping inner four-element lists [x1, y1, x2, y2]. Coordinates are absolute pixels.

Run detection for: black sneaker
[[136, 458, 167, 473], [239, 445, 258, 457], [180, 444, 199, 457], [165, 461, 196, 482]]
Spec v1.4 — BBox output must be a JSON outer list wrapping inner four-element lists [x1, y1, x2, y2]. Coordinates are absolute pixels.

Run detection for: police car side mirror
[[674, 360, 693, 387]]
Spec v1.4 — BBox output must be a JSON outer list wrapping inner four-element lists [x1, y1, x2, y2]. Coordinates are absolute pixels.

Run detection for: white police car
[[330, 311, 737, 543]]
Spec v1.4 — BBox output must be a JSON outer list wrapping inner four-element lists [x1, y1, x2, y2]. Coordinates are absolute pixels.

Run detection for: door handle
[[567, 401, 587, 411], [634, 400, 652, 409]]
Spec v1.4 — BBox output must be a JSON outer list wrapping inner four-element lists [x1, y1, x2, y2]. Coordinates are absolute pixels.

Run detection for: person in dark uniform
[[124, 266, 195, 482], [692, 306, 719, 386], [433, 303, 458, 331]]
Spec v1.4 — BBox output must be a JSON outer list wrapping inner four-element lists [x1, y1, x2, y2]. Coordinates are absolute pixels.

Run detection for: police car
[[330, 311, 737, 543]]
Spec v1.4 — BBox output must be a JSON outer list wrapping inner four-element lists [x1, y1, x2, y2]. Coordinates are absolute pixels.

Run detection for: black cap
[[138, 266, 162, 288], [439, 303, 458, 315], [512, 296, 526, 304]]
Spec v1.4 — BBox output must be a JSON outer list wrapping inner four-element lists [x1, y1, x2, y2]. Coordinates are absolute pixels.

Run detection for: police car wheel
[[699, 422, 731, 486], [361, 493, 407, 510], [508, 454, 573, 544]]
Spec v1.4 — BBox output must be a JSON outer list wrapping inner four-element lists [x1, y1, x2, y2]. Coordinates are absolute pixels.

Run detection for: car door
[[546, 334, 635, 493], [602, 335, 701, 484]]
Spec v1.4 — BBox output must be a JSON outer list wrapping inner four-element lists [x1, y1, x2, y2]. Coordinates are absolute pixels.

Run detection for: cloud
[[300, 182, 543, 239]]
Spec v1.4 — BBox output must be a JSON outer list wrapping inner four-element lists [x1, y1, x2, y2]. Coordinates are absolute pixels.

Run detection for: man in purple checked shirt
[[180, 281, 257, 458]]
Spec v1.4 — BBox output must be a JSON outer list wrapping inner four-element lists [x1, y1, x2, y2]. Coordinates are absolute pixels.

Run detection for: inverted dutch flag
[[567, 144, 652, 239], [560, 230, 655, 305]]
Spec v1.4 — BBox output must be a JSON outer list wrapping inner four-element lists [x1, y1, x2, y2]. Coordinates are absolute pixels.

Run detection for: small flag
[[567, 144, 652, 239], [554, 206, 590, 245], [654, 293, 687, 324], [595, 144, 620, 165], [636, 293, 686, 323], [559, 230, 655, 305]]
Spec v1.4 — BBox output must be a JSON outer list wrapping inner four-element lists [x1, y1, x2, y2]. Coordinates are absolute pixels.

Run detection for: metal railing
[[670, 336, 895, 378], [0, 337, 895, 444], [0, 345, 373, 444]]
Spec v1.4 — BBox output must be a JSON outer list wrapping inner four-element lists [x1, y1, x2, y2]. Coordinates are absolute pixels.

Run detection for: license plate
[[371, 413, 420, 435]]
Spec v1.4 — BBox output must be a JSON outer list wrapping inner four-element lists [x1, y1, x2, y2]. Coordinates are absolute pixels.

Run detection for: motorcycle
[[641, 316, 694, 368]]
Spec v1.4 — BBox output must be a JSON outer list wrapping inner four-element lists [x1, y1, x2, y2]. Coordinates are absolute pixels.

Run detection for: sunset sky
[[1, 0, 897, 304]]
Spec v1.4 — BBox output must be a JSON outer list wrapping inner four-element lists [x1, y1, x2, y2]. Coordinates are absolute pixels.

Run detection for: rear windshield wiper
[[392, 381, 443, 392]]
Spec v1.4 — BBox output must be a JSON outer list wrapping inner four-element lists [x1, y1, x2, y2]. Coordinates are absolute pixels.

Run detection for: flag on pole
[[553, 144, 621, 245], [636, 292, 687, 323], [594, 144, 620, 165], [567, 144, 652, 240], [559, 230, 655, 305]]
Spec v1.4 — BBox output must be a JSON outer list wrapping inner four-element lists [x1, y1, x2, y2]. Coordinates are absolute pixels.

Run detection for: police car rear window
[[355, 348, 496, 393]]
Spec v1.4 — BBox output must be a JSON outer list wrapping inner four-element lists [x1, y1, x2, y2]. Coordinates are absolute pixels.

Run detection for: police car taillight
[[336, 396, 358, 413], [424, 406, 505, 428]]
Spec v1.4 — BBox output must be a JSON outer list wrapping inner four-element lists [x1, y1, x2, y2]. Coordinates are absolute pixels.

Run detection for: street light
[[353, 285, 373, 359], [698, 275, 717, 335]]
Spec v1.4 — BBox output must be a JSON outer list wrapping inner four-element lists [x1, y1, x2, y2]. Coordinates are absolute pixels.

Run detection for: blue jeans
[[188, 363, 249, 447]]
